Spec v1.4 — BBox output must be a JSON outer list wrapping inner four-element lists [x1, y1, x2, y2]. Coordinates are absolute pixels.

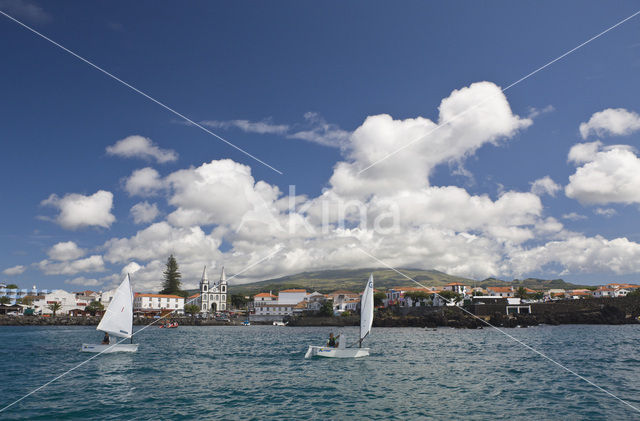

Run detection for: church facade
[[191, 266, 228, 313]]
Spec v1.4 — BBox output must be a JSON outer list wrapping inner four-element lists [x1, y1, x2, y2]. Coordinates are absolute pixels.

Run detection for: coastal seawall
[[1, 296, 638, 328], [0, 316, 253, 327], [288, 296, 640, 328]]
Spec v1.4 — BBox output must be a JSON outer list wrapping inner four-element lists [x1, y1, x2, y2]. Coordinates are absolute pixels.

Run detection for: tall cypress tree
[[160, 254, 182, 295]]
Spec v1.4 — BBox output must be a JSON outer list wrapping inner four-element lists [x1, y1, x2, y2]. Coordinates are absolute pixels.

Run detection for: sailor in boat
[[327, 332, 340, 348], [101, 332, 110, 345]]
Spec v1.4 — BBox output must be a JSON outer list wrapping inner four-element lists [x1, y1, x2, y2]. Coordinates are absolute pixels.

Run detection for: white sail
[[97, 274, 134, 338], [359, 274, 374, 343]]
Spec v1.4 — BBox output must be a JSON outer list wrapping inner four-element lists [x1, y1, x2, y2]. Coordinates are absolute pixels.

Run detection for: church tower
[[219, 267, 227, 311], [200, 266, 209, 312]]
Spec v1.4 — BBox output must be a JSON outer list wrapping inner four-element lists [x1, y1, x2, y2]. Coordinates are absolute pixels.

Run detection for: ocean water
[[0, 324, 638, 420]]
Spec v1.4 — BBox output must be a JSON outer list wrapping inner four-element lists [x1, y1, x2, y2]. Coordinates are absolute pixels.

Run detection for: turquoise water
[[0, 325, 639, 420]]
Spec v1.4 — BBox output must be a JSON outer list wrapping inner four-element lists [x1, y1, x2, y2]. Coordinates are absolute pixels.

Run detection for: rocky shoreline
[[287, 296, 640, 328], [2, 296, 638, 328]]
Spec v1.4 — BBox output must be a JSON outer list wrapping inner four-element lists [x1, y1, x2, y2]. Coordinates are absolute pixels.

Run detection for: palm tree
[[47, 302, 62, 317]]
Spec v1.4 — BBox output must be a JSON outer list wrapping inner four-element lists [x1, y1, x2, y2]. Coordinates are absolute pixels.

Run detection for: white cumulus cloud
[[47, 241, 85, 261], [106, 135, 178, 163], [329, 81, 531, 198], [124, 167, 164, 197], [130, 201, 159, 224], [38, 255, 106, 275], [64, 277, 101, 287], [42, 190, 115, 230], [3, 265, 26, 276], [579, 108, 640, 139], [566, 142, 640, 205], [530, 176, 561, 197]]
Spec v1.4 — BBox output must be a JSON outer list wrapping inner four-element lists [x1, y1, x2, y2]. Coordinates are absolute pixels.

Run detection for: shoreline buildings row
[[1, 278, 638, 317]]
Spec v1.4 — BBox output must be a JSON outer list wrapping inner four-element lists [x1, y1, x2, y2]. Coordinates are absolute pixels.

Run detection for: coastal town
[[1, 266, 639, 325]]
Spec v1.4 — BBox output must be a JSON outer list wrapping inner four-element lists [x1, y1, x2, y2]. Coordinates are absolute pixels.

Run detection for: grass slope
[[230, 268, 474, 295], [229, 269, 589, 295]]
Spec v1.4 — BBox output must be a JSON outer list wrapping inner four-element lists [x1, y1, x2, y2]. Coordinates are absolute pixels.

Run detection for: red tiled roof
[[488, 287, 513, 293], [280, 289, 307, 293], [254, 292, 277, 298]]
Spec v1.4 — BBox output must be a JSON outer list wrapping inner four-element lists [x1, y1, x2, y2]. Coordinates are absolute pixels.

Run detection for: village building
[[565, 289, 593, 299], [304, 291, 327, 312], [253, 303, 295, 316], [251, 289, 310, 320], [443, 282, 468, 295], [32, 289, 84, 315], [277, 289, 308, 305], [0, 285, 52, 305], [593, 287, 616, 298], [74, 290, 100, 301], [487, 287, 515, 298], [134, 293, 185, 316], [252, 292, 277, 308]]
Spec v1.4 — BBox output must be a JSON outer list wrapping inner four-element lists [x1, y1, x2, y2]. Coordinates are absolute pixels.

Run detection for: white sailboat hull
[[304, 346, 370, 359], [81, 343, 139, 353]]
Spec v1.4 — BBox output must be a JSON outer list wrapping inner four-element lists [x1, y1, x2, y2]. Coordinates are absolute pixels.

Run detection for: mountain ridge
[[227, 268, 589, 295]]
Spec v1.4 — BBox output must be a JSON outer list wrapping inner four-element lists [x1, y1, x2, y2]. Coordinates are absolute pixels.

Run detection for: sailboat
[[304, 274, 374, 358], [81, 274, 138, 353]]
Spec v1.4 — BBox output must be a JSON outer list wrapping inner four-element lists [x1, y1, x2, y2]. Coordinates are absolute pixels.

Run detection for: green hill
[[476, 277, 589, 290], [228, 269, 588, 296], [229, 268, 474, 295]]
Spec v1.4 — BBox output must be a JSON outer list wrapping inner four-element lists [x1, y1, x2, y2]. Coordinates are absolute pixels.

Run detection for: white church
[[190, 266, 228, 313]]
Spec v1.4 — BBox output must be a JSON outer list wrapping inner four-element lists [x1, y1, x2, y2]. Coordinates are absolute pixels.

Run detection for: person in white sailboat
[[327, 332, 340, 348], [101, 332, 110, 345]]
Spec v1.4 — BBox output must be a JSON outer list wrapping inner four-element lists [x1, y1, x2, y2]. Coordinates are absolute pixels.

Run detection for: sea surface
[[0, 324, 638, 420]]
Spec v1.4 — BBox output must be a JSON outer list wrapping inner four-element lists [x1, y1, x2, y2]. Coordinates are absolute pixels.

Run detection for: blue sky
[[1, 0, 640, 291]]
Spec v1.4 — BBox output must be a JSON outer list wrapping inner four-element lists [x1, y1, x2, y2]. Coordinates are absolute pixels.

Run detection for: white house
[[251, 289, 309, 317], [33, 290, 83, 315], [487, 287, 515, 298], [253, 292, 277, 307], [304, 291, 327, 312], [443, 282, 468, 295], [277, 289, 307, 305], [593, 287, 615, 298], [134, 293, 185, 315], [99, 288, 117, 306], [253, 303, 295, 316]]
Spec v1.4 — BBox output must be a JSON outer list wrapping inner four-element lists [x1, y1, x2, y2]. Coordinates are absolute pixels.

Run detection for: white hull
[[304, 346, 370, 359], [81, 343, 139, 353]]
